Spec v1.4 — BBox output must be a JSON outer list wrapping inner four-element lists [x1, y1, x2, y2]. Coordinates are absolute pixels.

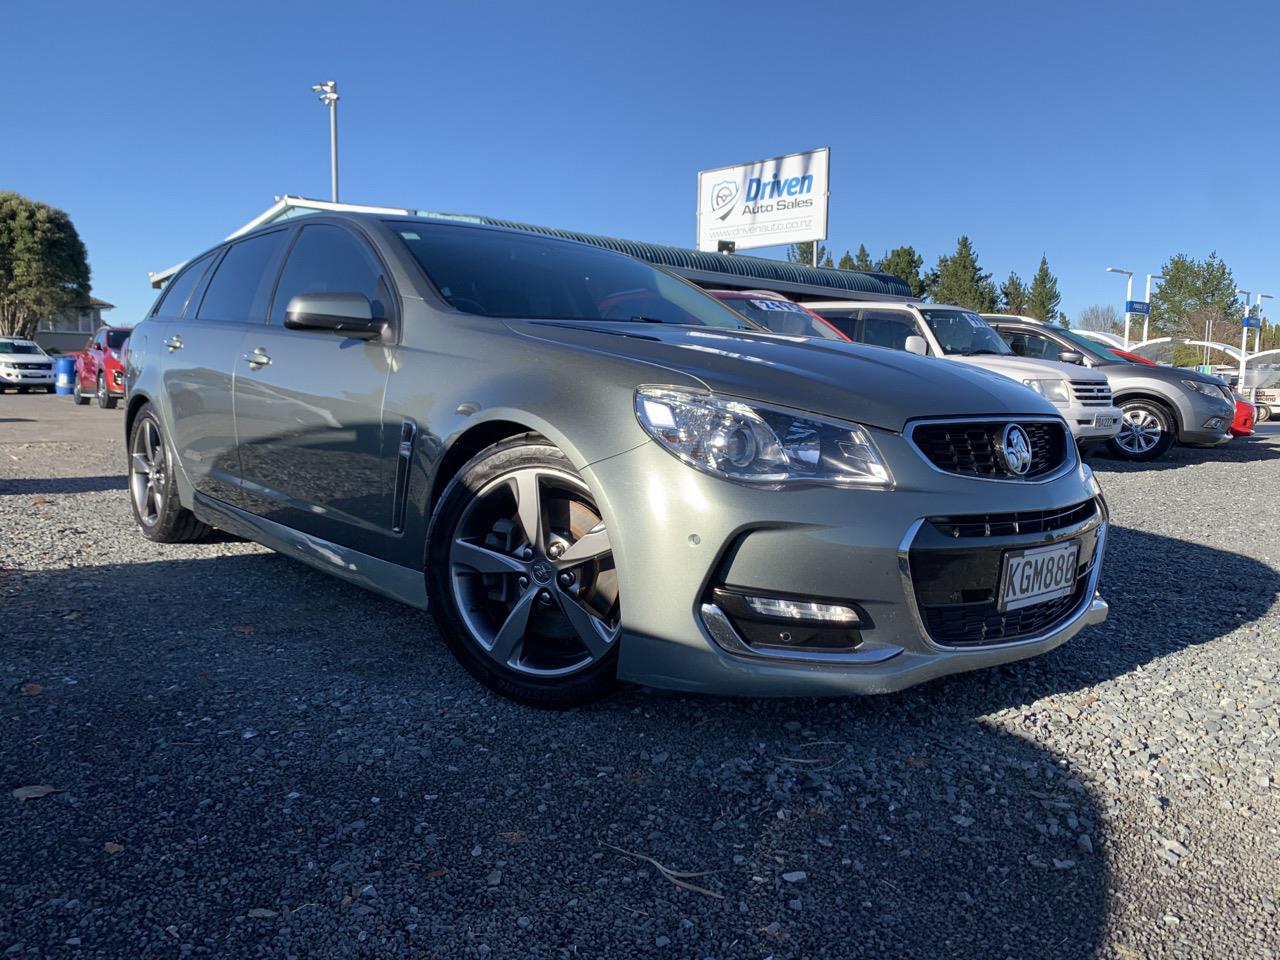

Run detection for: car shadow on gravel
[[0, 474, 127, 495], [4, 552, 1123, 960]]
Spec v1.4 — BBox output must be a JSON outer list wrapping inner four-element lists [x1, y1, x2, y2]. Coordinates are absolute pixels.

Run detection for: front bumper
[[1060, 403, 1122, 441], [586, 429, 1109, 697], [1179, 393, 1235, 446], [0, 367, 54, 387]]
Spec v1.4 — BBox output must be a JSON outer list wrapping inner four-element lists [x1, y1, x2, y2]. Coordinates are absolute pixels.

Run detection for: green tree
[[852, 244, 874, 271], [927, 236, 996, 311], [1148, 252, 1241, 344], [0, 192, 91, 338], [999, 272, 1028, 315], [876, 245, 927, 298], [1025, 255, 1062, 322], [787, 241, 832, 268], [838, 250, 855, 270]]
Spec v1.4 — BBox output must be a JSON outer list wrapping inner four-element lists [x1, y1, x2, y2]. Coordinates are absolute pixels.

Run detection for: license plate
[[999, 540, 1081, 612], [1094, 415, 1118, 428]]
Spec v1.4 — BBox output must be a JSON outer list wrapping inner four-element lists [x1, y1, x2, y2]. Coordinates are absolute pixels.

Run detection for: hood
[[1104, 360, 1231, 391], [509, 320, 1058, 433], [950, 354, 1106, 383]]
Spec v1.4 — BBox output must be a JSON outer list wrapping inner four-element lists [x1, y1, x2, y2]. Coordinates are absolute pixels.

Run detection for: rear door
[[161, 232, 289, 505], [232, 222, 398, 553]]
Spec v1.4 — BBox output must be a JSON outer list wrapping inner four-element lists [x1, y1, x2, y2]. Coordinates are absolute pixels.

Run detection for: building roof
[[149, 195, 912, 300], [89, 296, 115, 310]]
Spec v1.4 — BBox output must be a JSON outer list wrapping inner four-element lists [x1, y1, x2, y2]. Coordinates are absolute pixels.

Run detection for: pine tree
[[787, 241, 830, 267], [853, 244, 874, 271], [875, 246, 926, 299], [1025, 255, 1062, 322], [928, 236, 996, 311], [999, 272, 1028, 315], [838, 250, 855, 270]]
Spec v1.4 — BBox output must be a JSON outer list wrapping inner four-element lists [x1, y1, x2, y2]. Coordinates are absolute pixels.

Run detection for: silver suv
[[983, 316, 1236, 461], [807, 301, 1121, 447]]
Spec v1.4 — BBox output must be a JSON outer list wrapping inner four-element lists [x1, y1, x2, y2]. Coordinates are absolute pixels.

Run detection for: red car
[[1110, 348, 1158, 365], [1231, 396, 1255, 437], [707, 290, 851, 340], [73, 326, 130, 409]]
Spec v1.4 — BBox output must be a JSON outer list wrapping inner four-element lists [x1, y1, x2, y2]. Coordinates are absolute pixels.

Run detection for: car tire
[[72, 379, 90, 405], [44, 385, 55, 394], [1107, 399, 1176, 462], [1257, 404, 1272, 424], [17, 386, 30, 394], [128, 402, 211, 543], [97, 373, 118, 409], [426, 434, 622, 708]]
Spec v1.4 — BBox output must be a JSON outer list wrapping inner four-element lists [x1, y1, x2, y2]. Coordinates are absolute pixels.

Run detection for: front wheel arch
[[1111, 392, 1182, 434]]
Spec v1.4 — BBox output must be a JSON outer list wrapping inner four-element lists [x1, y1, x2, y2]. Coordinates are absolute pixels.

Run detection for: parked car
[[1231, 394, 1255, 437], [73, 326, 131, 408], [981, 316, 1236, 461], [126, 214, 1108, 705], [1109, 348, 1158, 366], [0, 336, 55, 393], [1253, 389, 1276, 424], [805, 301, 1121, 450], [705, 290, 850, 340]]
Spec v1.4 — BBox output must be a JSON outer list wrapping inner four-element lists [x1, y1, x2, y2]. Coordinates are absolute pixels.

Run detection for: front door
[[232, 222, 399, 553]]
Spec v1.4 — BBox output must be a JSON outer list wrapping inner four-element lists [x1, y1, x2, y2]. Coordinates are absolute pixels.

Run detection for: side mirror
[[284, 293, 383, 339], [1057, 350, 1084, 365], [904, 335, 928, 356]]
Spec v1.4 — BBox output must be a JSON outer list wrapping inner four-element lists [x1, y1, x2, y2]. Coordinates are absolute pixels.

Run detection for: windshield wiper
[[964, 348, 1002, 356]]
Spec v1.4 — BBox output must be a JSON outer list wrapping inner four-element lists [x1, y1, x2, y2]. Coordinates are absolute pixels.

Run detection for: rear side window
[[270, 224, 387, 325], [812, 308, 858, 340], [152, 252, 216, 320], [196, 231, 288, 323], [860, 309, 918, 351]]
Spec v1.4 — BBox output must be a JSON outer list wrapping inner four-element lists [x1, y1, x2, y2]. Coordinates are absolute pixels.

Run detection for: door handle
[[164, 335, 183, 352], [241, 347, 272, 368]]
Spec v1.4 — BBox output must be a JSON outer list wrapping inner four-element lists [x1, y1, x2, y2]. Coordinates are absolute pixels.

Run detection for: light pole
[[311, 81, 340, 202], [1106, 267, 1134, 347], [1142, 274, 1164, 342], [1234, 289, 1250, 372], [1254, 292, 1272, 353]]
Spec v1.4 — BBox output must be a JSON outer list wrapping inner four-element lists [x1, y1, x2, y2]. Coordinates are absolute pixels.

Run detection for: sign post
[[697, 148, 830, 257], [1124, 300, 1149, 350], [1240, 315, 1262, 384]]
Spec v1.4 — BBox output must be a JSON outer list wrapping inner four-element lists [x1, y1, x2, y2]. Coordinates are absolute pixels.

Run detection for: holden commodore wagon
[[125, 214, 1109, 705]]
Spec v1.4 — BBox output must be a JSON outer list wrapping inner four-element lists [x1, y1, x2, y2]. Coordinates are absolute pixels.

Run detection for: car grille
[[920, 572, 1090, 647], [1070, 380, 1112, 407], [911, 420, 1068, 480], [14, 362, 51, 371], [928, 499, 1098, 538]]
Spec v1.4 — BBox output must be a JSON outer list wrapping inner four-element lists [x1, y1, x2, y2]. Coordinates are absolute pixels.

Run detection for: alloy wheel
[[130, 418, 166, 527], [1114, 407, 1163, 454], [448, 467, 620, 678]]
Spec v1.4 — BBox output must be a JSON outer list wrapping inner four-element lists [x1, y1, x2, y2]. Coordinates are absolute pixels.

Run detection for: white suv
[[0, 337, 56, 393], [806, 301, 1122, 444]]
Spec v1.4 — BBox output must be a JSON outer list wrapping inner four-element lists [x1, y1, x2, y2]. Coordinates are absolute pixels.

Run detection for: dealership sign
[[696, 148, 829, 253]]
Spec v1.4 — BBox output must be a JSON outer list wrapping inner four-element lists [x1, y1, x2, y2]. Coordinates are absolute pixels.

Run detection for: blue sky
[[3, 0, 1277, 325]]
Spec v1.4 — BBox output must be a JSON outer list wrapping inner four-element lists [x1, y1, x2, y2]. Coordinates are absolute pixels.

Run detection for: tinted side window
[[812, 308, 858, 339], [1003, 329, 1058, 360], [196, 231, 288, 323], [152, 252, 216, 320], [270, 224, 386, 325], [859, 309, 919, 351]]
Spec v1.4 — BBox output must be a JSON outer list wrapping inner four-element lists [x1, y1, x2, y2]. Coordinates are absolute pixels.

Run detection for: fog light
[[1203, 417, 1224, 430], [743, 595, 863, 625]]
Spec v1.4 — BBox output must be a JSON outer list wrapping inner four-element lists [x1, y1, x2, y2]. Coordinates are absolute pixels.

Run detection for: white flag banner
[[697, 148, 829, 253]]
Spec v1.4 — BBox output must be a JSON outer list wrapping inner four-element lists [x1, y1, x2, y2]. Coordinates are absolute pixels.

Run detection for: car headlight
[[1182, 379, 1225, 399], [1022, 378, 1071, 405], [634, 387, 892, 487]]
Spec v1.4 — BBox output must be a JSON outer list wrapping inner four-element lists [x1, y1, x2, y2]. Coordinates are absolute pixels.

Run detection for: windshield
[[919, 309, 1011, 356], [395, 223, 754, 330], [721, 297, 848, 340], [105, 330, 129, 350], [0, 340, 41, 355]]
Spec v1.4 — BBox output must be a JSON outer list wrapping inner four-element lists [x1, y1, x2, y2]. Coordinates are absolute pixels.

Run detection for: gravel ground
[[2, 392, 1278, 959]]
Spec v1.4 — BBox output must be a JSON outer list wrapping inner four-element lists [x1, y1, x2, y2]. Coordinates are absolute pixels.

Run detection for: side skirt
[[192, 493, 429, 611]]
